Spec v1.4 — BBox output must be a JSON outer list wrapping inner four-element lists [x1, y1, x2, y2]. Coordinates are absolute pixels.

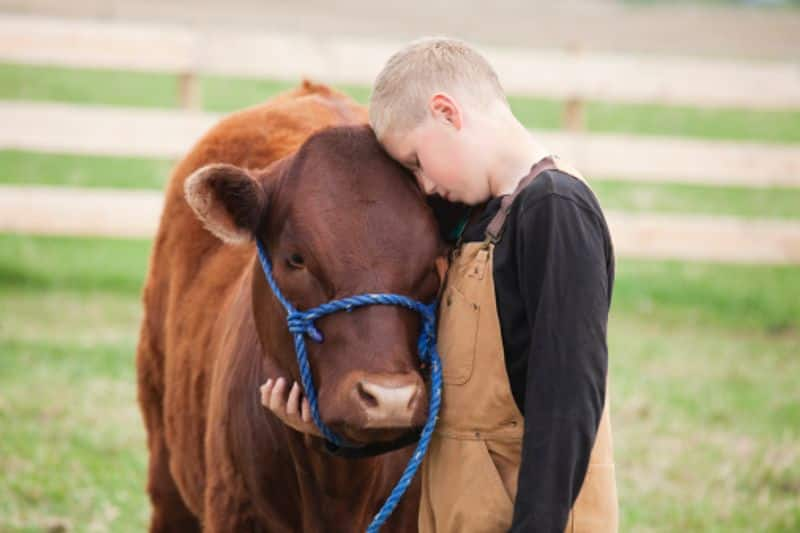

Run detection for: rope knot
[[287, 311, 324, 343]]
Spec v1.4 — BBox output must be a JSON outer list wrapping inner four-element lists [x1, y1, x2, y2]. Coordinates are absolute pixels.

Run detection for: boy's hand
[[260, 377, 323, 437]]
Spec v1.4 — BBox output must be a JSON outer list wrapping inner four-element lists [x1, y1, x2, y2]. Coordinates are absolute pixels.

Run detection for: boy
[[262, 37, 618, 532]]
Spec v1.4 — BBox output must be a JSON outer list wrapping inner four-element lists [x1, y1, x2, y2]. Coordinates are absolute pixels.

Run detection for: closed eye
[[405, 154, 421, 172], [287, 253, 305, 269]]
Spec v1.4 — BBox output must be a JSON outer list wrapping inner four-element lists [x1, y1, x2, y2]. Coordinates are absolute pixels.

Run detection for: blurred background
[[0, 0, 798, 531]]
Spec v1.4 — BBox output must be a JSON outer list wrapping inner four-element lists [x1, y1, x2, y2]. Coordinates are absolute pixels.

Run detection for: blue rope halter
[[255, 238, 442, 532]]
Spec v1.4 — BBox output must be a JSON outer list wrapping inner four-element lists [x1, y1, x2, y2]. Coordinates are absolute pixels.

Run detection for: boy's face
[[380, 93, 491, 205]]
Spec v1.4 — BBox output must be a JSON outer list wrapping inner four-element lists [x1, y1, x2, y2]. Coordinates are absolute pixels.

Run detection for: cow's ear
[[184, 163, 267, 245]]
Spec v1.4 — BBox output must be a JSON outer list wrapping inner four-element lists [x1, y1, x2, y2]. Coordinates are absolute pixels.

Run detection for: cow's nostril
[[354, 378, 424, 428], [356, 381, 379, 408]]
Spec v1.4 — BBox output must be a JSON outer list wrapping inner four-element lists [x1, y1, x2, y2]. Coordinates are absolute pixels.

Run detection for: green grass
[[0, 291, 148, 532], [609, 314, 800, 531], [4, 62, 800, 144], [592, 180, 800, 220], [613, 259, 800, 332], [0, 234, 151, 295], [0, 233, 798, 332], [0, 62, 181, 109], [202, 75, 372, 112], [0, 236, 149, 531], [0, 150, 173, 191], [582, 100, 800, 144], [0, 233, 798, 531]]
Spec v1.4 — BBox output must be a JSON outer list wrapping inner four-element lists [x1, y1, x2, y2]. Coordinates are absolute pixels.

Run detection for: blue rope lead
[[366, 350, 441, 532], [255, 239, 442, 531]]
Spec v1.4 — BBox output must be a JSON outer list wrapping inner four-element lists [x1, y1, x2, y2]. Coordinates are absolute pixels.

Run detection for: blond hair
[[369, 37, 508, 141]]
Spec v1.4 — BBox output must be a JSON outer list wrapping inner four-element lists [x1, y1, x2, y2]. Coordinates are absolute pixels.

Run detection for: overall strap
[[484, 155, 559, 244]]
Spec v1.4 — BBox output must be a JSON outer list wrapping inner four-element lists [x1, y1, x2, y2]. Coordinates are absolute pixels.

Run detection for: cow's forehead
[[289, 186, 435, 254], [284, 126, 437, 236], [272, 126, 441, 286], [287, 160, 438, 254]]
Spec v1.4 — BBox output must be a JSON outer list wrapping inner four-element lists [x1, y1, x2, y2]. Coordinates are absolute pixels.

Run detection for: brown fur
[[136, 81, 445, 532]]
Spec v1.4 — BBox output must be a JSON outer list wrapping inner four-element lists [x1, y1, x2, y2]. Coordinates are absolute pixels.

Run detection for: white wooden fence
[[1, 14, 799, 263], [1, 14, 798, 111], [2, 101, 798, 188], [2, 186, 799, 264]]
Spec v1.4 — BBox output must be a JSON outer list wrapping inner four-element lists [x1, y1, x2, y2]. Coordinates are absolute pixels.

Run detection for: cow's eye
[[287, 253, 305, 269]]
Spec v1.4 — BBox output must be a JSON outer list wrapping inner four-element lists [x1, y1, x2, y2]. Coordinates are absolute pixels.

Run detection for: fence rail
[[1, 14, 798, 122], [0, 186, 163, 238], [3, 185, 799, 264], [2, 101, 798, 188]]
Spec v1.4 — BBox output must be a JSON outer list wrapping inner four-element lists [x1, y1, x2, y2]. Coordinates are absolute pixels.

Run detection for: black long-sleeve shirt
[[327, 168, 614, 532], [456, 169, 614, 531]]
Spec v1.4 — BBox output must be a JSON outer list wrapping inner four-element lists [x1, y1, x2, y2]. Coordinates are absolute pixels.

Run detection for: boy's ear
[[429, 92, 462, 130], [184, 163, 267, 245]]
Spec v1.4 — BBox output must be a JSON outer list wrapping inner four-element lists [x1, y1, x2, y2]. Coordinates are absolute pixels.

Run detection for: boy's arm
[[509, 193, 611, 532]]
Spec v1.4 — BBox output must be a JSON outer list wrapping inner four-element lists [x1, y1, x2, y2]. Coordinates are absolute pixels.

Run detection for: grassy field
[[1, 58, 799, 531], [1, 234, 798, 532]]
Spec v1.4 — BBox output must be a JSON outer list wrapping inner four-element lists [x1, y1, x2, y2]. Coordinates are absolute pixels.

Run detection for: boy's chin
[[448, 191, 487, 206]]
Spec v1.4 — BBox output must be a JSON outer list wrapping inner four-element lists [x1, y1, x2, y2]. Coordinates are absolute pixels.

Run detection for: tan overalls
[[419, 156, 618, 533]]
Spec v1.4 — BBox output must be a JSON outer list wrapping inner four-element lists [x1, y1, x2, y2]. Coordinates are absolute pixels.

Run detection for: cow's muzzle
[[354, 374, 427, 429]]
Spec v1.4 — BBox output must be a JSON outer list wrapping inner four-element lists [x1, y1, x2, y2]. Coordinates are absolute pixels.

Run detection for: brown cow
[[135, 81, 445, 532]]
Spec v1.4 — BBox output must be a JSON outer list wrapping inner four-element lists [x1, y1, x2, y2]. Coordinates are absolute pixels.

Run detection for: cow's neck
[[293, 432, 388, 490], [285, 430, 403, 529]]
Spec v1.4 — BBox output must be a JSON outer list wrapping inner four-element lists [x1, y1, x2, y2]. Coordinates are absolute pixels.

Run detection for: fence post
[[178, 72, 200, 110], [562, 42, 586, 132], [563, 98, 585, 132]]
